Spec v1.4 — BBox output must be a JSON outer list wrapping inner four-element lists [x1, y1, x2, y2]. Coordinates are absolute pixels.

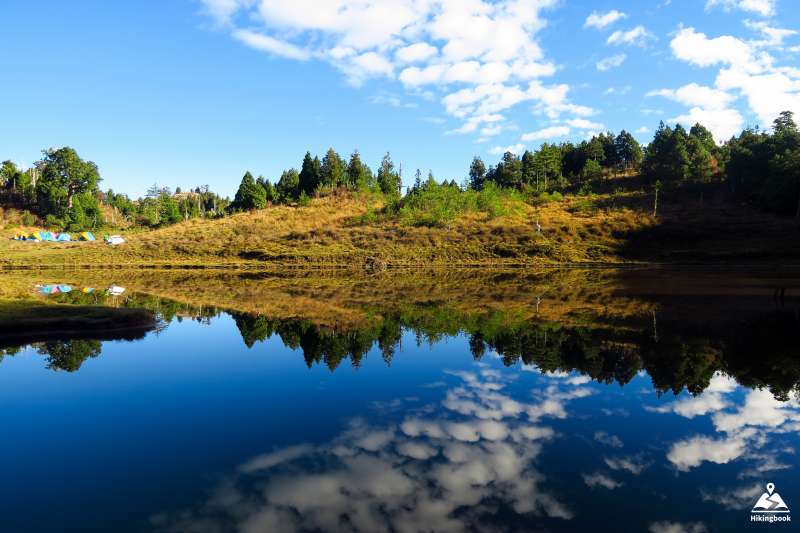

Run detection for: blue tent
[[56, 233, 72, 242], [79, 232, 96, 241]]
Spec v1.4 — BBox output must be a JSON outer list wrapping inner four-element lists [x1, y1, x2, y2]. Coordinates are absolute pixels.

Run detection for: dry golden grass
[[2, 178, 799, 268]]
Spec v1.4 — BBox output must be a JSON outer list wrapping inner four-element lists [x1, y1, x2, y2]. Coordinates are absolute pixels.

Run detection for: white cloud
[[706, 0, 776, 16], [489, 143, 525, 155], [670, 27, 762, 71], [667, 434, 749, 471], [745, 20, 798, 48], [596, 54, 627, 72], [231, 29, 311, 60], [636, 126, 650, 134], [604, 455, 650, 475], [520, 125, 570, 141], [566, 118, 603, 130], [156, 366, 584, 531], [607, 26, 652, 47], [582, 472, 623, 490], [648, 83, 744, 140], [594, 431, 623, 448], [584, 10, 627, 30], [669, 27, 800, 130], [648, 83, 735, 109], [200, 0, 592, 142], [395, 42, 438, 64]]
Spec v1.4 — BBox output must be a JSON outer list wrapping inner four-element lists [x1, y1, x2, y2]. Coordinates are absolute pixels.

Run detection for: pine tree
[[321, 148, 347, 189], [231, 171, 266, 211], [276, 169, 300, 201], [377, 152, 401, 196], [347, 150, 373, 190], [469, 156, 487, 190], [298, 152, 321, 195]]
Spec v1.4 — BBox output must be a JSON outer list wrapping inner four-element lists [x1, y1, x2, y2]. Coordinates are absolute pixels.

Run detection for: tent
[[107, 285, 126, 296], [40, 231, 54, 241], [79, 232, 96, 241], [28, 231, 43, 241], [56, 233, 72, 242], [13, 232, 26, 240], [106, 235, 125, 246], [57, 285, 73, 293]]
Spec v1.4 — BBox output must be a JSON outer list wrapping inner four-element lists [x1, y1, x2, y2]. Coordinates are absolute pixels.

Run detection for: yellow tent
[[28, 231, 42, 241], [78, 231, 96, 241]]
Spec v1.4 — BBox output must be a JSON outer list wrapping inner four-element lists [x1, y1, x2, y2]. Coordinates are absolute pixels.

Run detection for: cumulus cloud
[[584, 10, 627, 30], [669, 27, 800, 132], [200, 0, 593, 142], [607, 26, 653, 47], [596, 53, 627, 72], [706, 0, 776, 17], [520, 125, 570, 142]]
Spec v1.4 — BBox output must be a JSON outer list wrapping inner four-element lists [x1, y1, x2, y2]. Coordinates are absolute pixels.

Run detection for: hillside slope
[[2, 178, 799, 268]]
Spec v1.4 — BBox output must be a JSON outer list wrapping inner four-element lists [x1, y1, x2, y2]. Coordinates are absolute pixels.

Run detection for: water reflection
[[4, 270, 800, 400], [152, 365, 584, 532], [1, 268, 799, 532]]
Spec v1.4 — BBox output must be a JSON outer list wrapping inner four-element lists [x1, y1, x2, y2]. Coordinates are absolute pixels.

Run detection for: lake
[[0, 268, 798, 532]]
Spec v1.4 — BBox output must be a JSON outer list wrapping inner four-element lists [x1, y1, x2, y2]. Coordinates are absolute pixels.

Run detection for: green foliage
[[377, 152, 401, 197], [347, 150, 374, 190], [581, 159, 603, 181], [36, 147, 100, 217], [230, 171, 266, 212], [395, 178, 521, 227], [298, 152, 322, 196], [726, 111, 800, 215], [276, 168, 301, 201]]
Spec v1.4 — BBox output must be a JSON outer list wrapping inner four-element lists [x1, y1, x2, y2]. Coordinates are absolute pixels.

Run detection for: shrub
[[21, 211, 36, 226]]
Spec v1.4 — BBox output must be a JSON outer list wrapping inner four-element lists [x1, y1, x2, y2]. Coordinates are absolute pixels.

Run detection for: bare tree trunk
[[653, 188, 659, 217]]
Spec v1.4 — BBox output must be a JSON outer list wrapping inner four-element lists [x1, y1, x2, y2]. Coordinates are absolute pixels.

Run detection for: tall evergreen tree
[[276, 169, 300, 201], [614, 130, 643, 170], [469, 156, 487, 190], [321, 148, 347, 189], [346, 150, 373, 190], [298, 152, 321, 195], [377, 152, 401, 196], [231, 171, 266, 211]]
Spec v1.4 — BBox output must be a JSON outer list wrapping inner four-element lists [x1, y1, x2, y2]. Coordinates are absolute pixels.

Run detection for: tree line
[[2, 111, 798, 231]]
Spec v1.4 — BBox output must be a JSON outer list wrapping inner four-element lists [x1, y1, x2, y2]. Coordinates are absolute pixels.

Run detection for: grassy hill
[[2, 176, 799, 268]]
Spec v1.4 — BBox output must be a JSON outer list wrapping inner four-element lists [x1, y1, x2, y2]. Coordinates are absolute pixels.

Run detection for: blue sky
[[1, 0, 799, 197]]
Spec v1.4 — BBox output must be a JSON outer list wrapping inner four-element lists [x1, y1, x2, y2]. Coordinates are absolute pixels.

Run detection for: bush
[[396, 180, 524, 227], [21, 211, 36, 226]]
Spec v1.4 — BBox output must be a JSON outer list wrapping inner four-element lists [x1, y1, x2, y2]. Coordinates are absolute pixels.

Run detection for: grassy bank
[[2, 176, 799, 268]]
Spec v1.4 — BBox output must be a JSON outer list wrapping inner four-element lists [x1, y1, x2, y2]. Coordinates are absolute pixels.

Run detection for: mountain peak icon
[[752, 483, 790, 513]]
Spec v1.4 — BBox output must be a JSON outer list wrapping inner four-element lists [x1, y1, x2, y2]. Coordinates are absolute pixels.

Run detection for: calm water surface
[[0, 269, 798, 532]]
